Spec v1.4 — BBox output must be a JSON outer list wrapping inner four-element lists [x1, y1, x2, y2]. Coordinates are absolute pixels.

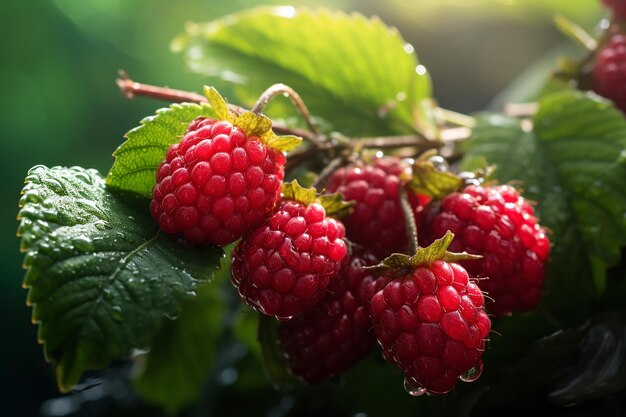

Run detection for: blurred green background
[[1, 0, 603, 415]]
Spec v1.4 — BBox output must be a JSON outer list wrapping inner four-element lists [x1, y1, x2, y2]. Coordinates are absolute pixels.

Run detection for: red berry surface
[[592, 34, 626, 113], [326, 157, 426, 259], [419, 185, 550, 316], [231, 199, 348, 320], [150, 117, 285, 246], [278, 251, 388, 383], [602, 0, 626, 20], [371, 260, 490, 395]]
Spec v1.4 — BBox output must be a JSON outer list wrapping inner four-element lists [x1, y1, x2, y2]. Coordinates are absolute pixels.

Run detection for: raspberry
[[602, 0, 626, 21], [371, 260, 490, 395], [278, 251, 388, 383], [326, 157, 426, 258], [231, 199, 347, 320], [150, 117, 285, 246], [592, 34, 626, 113], [419, 185, 550, 316]]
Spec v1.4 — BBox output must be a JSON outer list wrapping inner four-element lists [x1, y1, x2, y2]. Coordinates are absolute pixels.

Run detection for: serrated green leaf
[[17, 166, 223, 391], [461, 91, 626, 322], [106, 103, 214, 198], [203, 85, 231, 121], [173, 7, 435, 136], [133, 269, 228, 414]]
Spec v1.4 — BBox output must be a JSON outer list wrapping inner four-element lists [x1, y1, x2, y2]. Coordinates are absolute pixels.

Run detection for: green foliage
[[172, 6, 435, 136], [257, 315, 298, 391], [17, 166, 223, 391], [106, 103, 214, 198], [134, 274, 228, 414], [462, 91, 626, 323]]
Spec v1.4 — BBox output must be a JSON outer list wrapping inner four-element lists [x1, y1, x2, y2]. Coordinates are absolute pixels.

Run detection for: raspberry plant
[[15, 4, 626, 416]]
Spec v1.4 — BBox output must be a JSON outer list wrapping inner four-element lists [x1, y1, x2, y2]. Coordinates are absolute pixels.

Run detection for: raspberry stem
[[399, 186, 418, 254], [115, 72, 472, 174], [251, 83, 321, 138]]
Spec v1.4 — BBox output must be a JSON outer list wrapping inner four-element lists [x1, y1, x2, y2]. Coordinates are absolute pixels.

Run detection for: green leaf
[[172, 7, 435, 136], [133, 274, 227, 414], [106, 102, 214, 198], [17, 166, 223, 391], [461, 91, 626, 321], [257, 315, 297, 391]]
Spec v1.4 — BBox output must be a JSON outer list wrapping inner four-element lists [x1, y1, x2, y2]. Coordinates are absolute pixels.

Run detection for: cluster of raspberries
[[150, 117, 550, 395]]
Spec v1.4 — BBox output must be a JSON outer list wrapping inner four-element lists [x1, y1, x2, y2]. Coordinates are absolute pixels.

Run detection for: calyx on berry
[[281, 180, 354, 219], [368, 231, 482, 274], [204, 86, 302, 152]]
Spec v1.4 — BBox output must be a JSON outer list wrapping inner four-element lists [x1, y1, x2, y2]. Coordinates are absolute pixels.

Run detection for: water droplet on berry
[[403, 378, 427, 396], [459, 362, 483, 382]]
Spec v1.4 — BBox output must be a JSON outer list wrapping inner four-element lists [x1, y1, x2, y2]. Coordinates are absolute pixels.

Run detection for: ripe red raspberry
[[371, 260, 490, 395], [592, 34, 626, 113], [278, 251, 389, 383], [150, 117, 285, 246], [231, 199, 347, 320], [419, 185, 550, 316], [602, 0, 626, 21], [326, 157, 426, 259]]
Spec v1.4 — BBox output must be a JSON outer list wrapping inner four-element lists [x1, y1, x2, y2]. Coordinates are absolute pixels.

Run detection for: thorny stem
[[251, 83, 321, 137], [115, 73, 474, 174], [399, 186, 418, 254]]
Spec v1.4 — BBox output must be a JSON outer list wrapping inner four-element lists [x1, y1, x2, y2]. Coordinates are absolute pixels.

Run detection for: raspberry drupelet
[[371, 260, 490, 395], [150, 117, 285, 246], [419, 185, 550, 316], [326, 157, 427, 259], [278, 251, 388, 383], [231, 198, 348, 320]]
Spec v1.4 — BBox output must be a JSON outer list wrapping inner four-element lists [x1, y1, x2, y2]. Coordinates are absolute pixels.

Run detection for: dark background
[[0, 0, 603, 415]]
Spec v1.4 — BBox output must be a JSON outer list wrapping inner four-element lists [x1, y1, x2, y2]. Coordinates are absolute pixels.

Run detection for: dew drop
[[111, 305, 124, 322], [403, 378, 427, 396], [459, 362, 483, 382]]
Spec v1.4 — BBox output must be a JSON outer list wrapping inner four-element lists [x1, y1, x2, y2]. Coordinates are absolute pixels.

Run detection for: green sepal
[[204, 85, 302, 152], [234, 111, 272, 137], [203, 86, 231, 122], [317, 193, 354, 219], [263, 133, 302, 152], [409, 150, 464, 199], [233, 112, 302, 152], [281, 180, 354, 219], [367, 231, 481, 273]]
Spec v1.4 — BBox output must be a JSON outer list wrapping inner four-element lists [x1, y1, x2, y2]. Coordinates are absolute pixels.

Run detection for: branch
[[115, 72, 473, 175]]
